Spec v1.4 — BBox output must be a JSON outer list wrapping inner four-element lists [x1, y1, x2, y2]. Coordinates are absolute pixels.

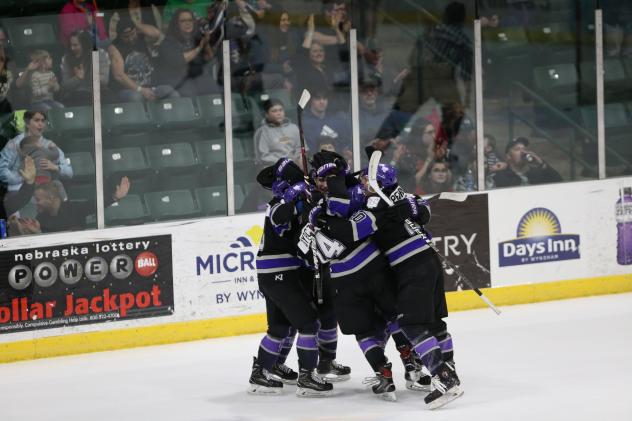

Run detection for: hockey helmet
[[361, 163, 398, 190], [310, 150, 349, 178]]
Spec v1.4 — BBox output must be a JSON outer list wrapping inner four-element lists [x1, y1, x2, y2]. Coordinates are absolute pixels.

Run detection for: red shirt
[[59, 1, 107, 47]]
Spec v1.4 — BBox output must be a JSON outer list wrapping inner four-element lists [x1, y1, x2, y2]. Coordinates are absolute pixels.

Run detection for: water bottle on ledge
[[616, 187, 632, 265]]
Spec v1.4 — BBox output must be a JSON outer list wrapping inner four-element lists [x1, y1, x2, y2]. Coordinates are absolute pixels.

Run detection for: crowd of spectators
[[0, 0, 570, 234]]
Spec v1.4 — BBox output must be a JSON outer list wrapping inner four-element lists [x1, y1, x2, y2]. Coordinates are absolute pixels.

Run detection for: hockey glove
[[309, 204, 326, 228], [283, 181, 310, 203]]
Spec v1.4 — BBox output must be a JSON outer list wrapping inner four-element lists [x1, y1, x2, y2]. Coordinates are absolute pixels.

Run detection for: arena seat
[[148, 97, 202, 130], [144, 190, 200, 220], [101, 102, 153, 134], [105, 194, 148, 226], [144, 142, 200, 190], [48, 106, 93, 137], [195, 186, 227, 216], [65, 151, 94, 181], [103, 146, 152, 195]]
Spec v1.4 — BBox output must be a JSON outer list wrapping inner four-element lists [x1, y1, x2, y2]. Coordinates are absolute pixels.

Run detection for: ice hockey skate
[[296, 368, 334, 397], [268, 362, 298, 385], [398, 345, 432, 392], [316, 359, 351, 382], [248, 357, 283, 395], [423, 362, 463, 409], [363, 362, 397, 402]]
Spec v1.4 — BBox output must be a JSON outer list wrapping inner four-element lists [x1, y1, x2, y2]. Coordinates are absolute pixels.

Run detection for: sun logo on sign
[[516, 208, 561, 238]]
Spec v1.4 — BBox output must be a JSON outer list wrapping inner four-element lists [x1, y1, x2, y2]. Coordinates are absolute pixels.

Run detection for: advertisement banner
[[426, 193, 491, 291], [192, 218, 267, 317], [0, 235, 174, 334], [488, 178, 632, 286]]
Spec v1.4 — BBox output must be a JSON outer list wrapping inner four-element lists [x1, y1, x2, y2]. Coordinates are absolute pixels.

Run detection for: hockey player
[[308, 151, 430, 400], [351, 162, 463, 409], [248, 158, 333, 397]]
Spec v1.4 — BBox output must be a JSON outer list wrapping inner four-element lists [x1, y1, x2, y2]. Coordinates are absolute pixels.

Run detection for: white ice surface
[[1, 293, 631, 421]]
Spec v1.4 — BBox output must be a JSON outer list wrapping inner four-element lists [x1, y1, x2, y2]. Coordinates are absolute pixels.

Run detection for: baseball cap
[[505, 137, 529, 154]]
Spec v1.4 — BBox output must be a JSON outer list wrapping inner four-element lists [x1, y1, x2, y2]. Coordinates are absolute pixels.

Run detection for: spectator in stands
[[302, 90, 350, 153], [0, 111, 73, 193], [223, 2, 268, 96], [295, 14, 338, 95], [364, 45, 410, 98], [1, 156, 36, 225], [255, 99, 301, 167], [34, 176, 130, 233], [418, 160, 453, 195], [60, 30, 111, 106], [494, 137, 562, 188], [108, 14, 179, 102], [15, 50, 63, 112], [59, 0, 108, 47], [154, 8, 218, 97], [108, 0, 163, 45], [0, 48, 13, 114], [19, 135, 63, 185], [357, 79, 406, 144], [483, 133, 506, 189], [260, 10, 302, 91], [603, 0, 632, 58], [427, 2, 473, 105]]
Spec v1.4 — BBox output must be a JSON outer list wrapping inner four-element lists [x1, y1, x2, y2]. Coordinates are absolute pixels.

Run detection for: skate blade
[[270, 375, 298, 385], [316, 373, 350, 383], [406, 380, 431, 393], [295, 387, 334, 398], [427, 388, 464, 410], [247, 384, 283, 395], [377, 391, 397, 402]]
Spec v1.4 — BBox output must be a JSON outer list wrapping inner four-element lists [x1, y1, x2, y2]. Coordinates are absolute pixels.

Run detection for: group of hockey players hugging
[[248, 149, 463, 410]]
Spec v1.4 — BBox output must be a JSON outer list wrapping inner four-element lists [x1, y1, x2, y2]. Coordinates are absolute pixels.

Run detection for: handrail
[[512, 81, 631, 168]]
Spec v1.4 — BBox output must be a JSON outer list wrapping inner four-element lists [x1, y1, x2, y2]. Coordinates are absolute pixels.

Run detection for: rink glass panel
[[100, 6, 227, 225], [348, 0, 479, 195], [601, 1, 632, 177], [481, 0, 599, 188], [231, 1, 354, 214], [1, 13, 98, 235]]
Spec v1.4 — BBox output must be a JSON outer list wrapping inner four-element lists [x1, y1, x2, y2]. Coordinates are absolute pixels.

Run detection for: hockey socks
[[436, 331, 455, 363], [276, 328, 296, 365], [296, 333, 319, 371], [317, 326, 338, 361], [257, 334, 283, 370], [357, 336, 388, 372]]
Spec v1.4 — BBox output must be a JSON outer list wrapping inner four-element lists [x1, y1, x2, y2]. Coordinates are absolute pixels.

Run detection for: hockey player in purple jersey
[[307, 151, 431, 401], [354, 162, 463, 409], [248, 158, 333, 397]]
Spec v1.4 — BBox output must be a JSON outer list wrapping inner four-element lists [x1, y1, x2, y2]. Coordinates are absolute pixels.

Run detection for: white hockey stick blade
[[437, 192, 469, 202], [368, 150, 393, 205], [298, 89, 311, 109]]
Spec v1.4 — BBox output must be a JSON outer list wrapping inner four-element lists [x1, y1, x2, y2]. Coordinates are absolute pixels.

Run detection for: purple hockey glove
[[282, 181, 309, 203]]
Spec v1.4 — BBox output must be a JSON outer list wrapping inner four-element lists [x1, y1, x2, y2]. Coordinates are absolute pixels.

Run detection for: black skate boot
[[424, 362, 463, 409], [363, 362, 397, 402], [316, 359, 351, 382], [296, 368, 334, 397], [398, 345, 432, 392], [268, 362, 298, 385], [248, 357, 283, 395]]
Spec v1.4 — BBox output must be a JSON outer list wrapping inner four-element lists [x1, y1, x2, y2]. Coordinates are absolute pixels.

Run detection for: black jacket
[[494, 164, 562, 188]]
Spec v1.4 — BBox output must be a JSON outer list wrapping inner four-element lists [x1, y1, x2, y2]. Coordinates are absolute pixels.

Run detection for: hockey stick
[[297, 89, 324, 304], [368, 151, 501, 315]]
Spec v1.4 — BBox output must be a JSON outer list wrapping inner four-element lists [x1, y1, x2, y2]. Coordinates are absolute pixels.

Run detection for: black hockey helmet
[[310, 150, 349, 178]]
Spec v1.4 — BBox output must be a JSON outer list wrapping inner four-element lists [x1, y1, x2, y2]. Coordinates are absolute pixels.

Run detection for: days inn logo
[[196, 226, 263, 275], [499, 208, 580, 267]]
